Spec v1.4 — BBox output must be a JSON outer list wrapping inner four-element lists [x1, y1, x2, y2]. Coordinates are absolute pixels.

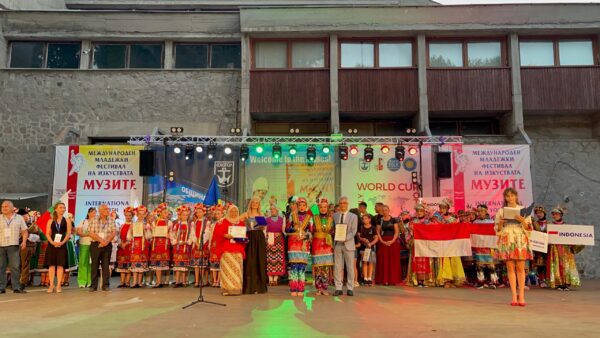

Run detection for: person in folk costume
[[265, 204, 286, 286], [149, 203, 173, 288], [240, 196, 268, 295], [532, 206, 549, 288], [190, 203, 210, 287], [144, 210, 158, 286], [285, 197, 313, 297], [311, 198, 335, 296], [116, 207, 134, 288], [547, 207, 582, 290], [209, 204, 226, 287], [495, 188, 533, 306], [171, 205, 192, 287], [397, 210, 412, 281], [127, 205, 152, 288], [212, 204, 247, 296], [471, 204, 500, 289], [406, 203, 435, 287], [432, 199, 466, 288]]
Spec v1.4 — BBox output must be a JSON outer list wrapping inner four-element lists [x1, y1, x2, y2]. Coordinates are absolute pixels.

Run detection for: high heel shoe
[[510, 301, 518, 306], [518, 302, 526, 307], [47, 287, 54, 293]]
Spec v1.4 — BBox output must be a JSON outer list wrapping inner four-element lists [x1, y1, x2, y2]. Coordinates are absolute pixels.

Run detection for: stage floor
[[2, 277, 599, 338]]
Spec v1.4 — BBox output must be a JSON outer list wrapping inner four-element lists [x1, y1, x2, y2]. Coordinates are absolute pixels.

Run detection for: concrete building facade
[[1, 1, 599, 276]]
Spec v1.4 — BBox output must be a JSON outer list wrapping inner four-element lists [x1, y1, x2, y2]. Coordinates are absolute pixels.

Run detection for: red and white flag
[[413, 223, 472, 257], [470, 222, 498, 249]]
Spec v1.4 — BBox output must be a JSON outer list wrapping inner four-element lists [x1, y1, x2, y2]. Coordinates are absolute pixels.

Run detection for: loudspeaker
[[139, 150, 156, 177], [436, 152, 452, 179]]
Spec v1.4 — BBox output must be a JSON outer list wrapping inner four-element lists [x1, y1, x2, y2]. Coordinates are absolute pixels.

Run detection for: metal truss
[[128, 135, 462, 146]]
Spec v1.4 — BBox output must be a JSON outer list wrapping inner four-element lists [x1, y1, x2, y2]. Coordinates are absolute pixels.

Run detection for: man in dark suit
[[333, 197, 358, 296]]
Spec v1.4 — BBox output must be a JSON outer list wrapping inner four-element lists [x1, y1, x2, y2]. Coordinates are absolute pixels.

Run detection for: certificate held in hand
[[228, 226, 247, 239], [335, 223, 348, 242], [153, 226, 168, 238], [132, 223, 144, 237]]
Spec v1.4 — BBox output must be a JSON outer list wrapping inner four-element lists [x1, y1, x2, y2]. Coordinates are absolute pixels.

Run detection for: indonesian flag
[[470, 222, 498, 248], [36, 190, 70, 234], [413, 223, 472, 257]]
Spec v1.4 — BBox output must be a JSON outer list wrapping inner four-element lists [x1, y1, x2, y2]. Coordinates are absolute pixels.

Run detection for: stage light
[[170, 127, 184, 135], [411, 172, 418, 183], [289, 146, 297, 156], [339, 145, 349, 160], [307, 146, 316, 162], [272, 144, 282, 159], [240, 144, 249, 162], [207, 144, 216, 160], [195, 145, 203, 153], [322, 146, 330, 154], [381, 145, 390, 154], [349, 145, 359, 156], [256, 145, 264, 154], [184, 146, 193, 161], [364, 146, 374, 163], [224, 145, 232, 155], [408, 147, 418, 155], [173, 145, 182, 154], [395, 145, 405, 161]]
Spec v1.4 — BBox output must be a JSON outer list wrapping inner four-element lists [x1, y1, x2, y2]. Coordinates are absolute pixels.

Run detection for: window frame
[[8, 41, 82, 69], [429, 118, 500, 136], [427, 37, 507, 69], [90, 42, 164, 69], [519, 36, 599, 67], [172, 42, 241, 69], [338, 37, 416, 69], [251, 38, 329, 70]]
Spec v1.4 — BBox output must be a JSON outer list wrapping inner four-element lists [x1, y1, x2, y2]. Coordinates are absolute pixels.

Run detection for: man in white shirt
[[0, 200, 28, 294], [333, 196, 358, 296]]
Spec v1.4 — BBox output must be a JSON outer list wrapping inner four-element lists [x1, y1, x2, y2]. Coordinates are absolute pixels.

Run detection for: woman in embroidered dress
[[266, 204, 286, 286], [286, 197, 312, 297], [311, 198, 334, 295], [116, 207, 134, 287], [546, 207, 582, 290], [190, 203, 210, 287], [171, 205, 192, 287], [149, 203, 172, 288], [213, 205, 247, 296]]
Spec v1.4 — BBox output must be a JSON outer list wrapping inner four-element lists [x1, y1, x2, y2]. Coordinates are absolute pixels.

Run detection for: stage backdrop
[[53, 145, 144, 226], [244, 145, 335, 213]]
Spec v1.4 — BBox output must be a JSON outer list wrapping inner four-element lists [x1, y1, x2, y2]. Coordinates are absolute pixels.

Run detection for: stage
[[2, 278, 599, 338]]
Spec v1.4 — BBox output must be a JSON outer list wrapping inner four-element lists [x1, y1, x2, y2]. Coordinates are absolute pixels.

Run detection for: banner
[[341, 145, 420, 215], [413, 223, 472, 257], [469, 222, 498, 249], [244, 145, 335, 213], [53, 145, 144, 227], [547, 224, 595, 246], [530, 230, 549, 253]]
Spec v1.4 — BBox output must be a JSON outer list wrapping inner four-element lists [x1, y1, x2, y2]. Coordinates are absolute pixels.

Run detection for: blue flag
[[203, 176, 221, 206]]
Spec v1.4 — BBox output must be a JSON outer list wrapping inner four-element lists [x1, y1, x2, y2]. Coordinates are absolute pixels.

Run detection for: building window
[[341, 42, 374, 68], [429, 42, 463, 67], [430, 119, 499, 136], [254, 41, 287, 68], [467, 42, 502, 67], [379, 42, 412, 67], [92, 43, 163, 69], [175, 44, 208, 68], [519, 41, 554, 66], [292, 42, 325, 68], [210, 44, 241, 68], [558, 40, 594, 66], [174, 43, 240, 69], [9, 41, 80, 69]]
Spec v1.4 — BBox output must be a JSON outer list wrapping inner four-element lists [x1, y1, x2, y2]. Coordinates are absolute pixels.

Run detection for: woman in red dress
[[171, 205, 192, 287], [128, 205, 151, 288], [149, 203, 172, 288], [212, 205, 247, 296], [190, 203, 210, 287], [209, 204, 226, 287], [116, 206, 134, 288]]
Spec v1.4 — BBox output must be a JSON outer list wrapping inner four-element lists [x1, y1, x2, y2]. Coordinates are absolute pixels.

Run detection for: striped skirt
[[220, 252, 243, 296]]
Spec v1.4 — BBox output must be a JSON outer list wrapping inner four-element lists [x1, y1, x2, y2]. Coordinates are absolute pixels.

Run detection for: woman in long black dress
[[44, 202, 72, 293], [240, 197, 268, 294]]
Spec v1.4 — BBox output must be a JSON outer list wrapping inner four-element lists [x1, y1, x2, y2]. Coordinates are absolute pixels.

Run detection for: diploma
[[228, 226, 247, 239], [132, 223, 144, 237], [502, 207, 521, 220], [362, 247, 372, 262], [335, 223, 348, 242], [153, 226, 168, 238], [54, 233, 63, 243]]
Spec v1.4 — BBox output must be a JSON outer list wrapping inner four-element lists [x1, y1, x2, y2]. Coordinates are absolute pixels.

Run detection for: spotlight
[[195, 145, 203, 153], [411, 172, 418, 183], [364, 146, 374, 163], [272, 144, 282, 159], [184, 146, 193, 161], [289, 146, 297, 156], [349, 145, 359, 156], [207, 143, 216, 160], [307, 145, 316, 162], [406, 128, 417, 135], [256, 145, 264, 154], [339, 145, 349, 160], [170, 127, 184, 135], [224, 145, 232, 155], [380, 145, 390, 154], [408, 147, 418, 155], [240, 144, 249, 162], [322, 146, 330, 154], [395, 145, 405, 161], [173, 145, 182, 154]]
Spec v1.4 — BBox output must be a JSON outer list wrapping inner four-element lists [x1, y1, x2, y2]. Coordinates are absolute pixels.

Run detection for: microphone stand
[[183, 216, 226, 309]]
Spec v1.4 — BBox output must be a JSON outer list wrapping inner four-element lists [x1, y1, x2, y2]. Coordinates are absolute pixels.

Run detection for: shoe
[[487, 285, 497, 290], [14, 289, 27, 294], [333, 290, 343, 296], [117, 284, 125, 288], [347, 290, 354, 296], [153, 284, 163, 289], [510, 302, 518, 306], [102, 287, 110, 292], [353, 281, 360, 288], [89, 288, 97, 292], [518, 302, 526, 307], [563, 287, 571, 291], [131, 284, 140, 289]]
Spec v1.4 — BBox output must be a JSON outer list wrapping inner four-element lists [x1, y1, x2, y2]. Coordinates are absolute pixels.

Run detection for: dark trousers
[[90, 242, 111, 289], [0, 245, 21, 291]]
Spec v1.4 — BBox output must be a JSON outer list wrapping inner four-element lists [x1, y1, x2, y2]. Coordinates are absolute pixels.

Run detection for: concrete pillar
[[508, 33, 524, 136], [163, 40, 173, 69], [0, 17, 8, 68], [330, 34, 340, 134], [593, 112, 600, 139], [80, 40, 91, 69], [416, 34, 430, 135], [240, 33, 251, 135]]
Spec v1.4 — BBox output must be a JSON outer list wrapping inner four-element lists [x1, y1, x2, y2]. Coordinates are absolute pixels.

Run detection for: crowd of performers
[[0, 188, 583, 302]]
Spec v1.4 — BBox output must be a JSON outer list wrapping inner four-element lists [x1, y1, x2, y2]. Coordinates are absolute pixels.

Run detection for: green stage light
[[273, 144, 282, 159], [256, 145, 264, 154], [240, 144, 249, 162], [322, 146, 330, 154], [289, 146, 297, 156], [307, 146, 316, 162]]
